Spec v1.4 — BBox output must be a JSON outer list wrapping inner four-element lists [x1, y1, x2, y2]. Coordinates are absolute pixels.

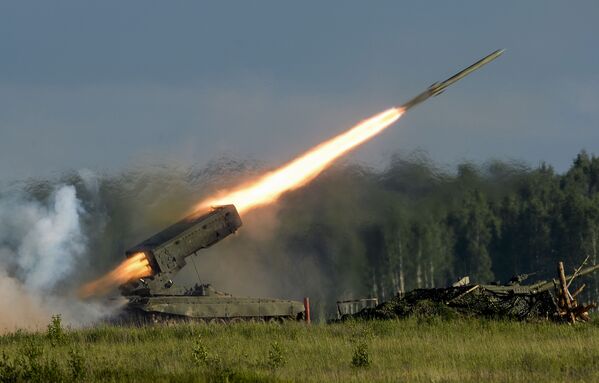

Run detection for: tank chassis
[[119, 205, 305, 324]]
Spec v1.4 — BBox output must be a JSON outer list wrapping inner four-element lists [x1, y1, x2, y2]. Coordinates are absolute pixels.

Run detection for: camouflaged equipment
[[346, 263, 599, 322]]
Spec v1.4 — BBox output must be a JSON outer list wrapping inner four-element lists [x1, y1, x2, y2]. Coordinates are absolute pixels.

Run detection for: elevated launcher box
[[121, 205, 243, 296]]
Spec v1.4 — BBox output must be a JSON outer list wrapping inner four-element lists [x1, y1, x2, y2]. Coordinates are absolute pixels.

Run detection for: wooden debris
[[571, 283, 586, 299], [555, 259, 596, 324], [567, 255, 590, 289]]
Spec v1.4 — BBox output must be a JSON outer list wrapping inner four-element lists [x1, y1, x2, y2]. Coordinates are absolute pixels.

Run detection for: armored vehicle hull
[[125, 295, 305, 324]]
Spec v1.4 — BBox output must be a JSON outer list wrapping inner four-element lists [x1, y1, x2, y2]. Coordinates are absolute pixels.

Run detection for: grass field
[[1, 316, 599, 382]]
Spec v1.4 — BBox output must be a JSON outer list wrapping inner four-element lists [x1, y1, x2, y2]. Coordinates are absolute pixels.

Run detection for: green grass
[[1, 317, 599, 382]]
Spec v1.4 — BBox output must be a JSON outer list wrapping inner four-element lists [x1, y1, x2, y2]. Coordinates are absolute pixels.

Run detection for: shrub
[[351, 341, 371, 368], [47, 314, 66, 347], [267, 342, 286, 370], [192, 338, 210, 364]]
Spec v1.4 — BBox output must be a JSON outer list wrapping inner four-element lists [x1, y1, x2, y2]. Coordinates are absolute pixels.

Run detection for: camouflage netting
[[345, 286, 560, 322]]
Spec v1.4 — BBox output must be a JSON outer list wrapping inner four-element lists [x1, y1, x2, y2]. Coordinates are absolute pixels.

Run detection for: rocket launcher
[[120, 205, 242, 296]]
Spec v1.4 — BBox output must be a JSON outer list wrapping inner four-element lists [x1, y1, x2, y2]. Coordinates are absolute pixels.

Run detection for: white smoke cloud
[[16, 186, 85, 290], [0, 184, 110, 332]]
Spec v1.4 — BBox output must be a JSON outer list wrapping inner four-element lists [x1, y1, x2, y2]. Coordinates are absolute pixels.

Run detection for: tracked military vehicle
[[346, 262, 599, 323], [119, 205, 305, 323]]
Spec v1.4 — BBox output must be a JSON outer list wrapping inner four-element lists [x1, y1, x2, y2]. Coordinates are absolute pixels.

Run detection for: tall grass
[[1, 317, 599, 382]]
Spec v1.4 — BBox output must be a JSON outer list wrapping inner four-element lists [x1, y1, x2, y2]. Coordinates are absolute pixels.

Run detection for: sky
[[1, 1, 598, 180]]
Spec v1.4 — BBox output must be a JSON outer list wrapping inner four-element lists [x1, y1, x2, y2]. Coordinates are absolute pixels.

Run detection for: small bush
[[192, 338, 210, 364], [267, 342, 286, 370], [47, 314, 67, 347], [351, 341, 371, 368]]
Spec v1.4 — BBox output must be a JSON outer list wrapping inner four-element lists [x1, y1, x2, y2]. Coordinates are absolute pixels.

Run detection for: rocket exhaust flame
[[78, 252, 152, 298], [196, 107, 404, 215]]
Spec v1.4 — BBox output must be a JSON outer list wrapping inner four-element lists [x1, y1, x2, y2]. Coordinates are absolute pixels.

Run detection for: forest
[[265, 150, 599, 308]]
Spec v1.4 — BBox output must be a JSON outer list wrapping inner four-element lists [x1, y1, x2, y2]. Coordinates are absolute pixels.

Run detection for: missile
[[400, 49, 504, 111]]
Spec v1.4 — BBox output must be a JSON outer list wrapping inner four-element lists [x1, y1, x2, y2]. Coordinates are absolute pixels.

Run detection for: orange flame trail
[[78, 252, 152, 298], [197, 107, 404, 214]]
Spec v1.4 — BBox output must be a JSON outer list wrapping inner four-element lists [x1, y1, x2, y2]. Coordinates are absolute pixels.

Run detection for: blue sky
[[1, 1, 598, 179]]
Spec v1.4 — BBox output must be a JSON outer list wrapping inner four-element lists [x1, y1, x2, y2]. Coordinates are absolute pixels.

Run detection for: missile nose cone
[[494, 49, 506, 57]]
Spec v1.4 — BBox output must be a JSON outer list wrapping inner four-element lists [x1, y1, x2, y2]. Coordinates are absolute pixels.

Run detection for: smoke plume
[[0, 184, 110, 332]]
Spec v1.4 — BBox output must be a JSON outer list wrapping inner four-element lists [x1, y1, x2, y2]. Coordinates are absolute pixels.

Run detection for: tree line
[[270, 151, 599, 306]]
